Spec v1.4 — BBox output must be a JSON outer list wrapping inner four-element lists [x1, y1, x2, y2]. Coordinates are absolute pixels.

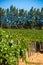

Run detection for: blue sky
[[0, 0, 43, 10]]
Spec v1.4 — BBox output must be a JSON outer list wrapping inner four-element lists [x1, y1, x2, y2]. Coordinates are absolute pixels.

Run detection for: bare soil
[[19, 52, 43, 65]]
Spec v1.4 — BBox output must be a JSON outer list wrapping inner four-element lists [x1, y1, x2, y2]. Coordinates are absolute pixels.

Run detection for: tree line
[[0, 5, 43, 29]]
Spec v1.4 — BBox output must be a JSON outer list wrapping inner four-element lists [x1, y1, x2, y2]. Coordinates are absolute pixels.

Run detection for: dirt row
[[19, 52, 43, 65]]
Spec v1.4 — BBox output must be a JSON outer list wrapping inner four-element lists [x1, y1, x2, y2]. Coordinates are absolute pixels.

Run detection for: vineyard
[[0, 28, 43, 65]]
